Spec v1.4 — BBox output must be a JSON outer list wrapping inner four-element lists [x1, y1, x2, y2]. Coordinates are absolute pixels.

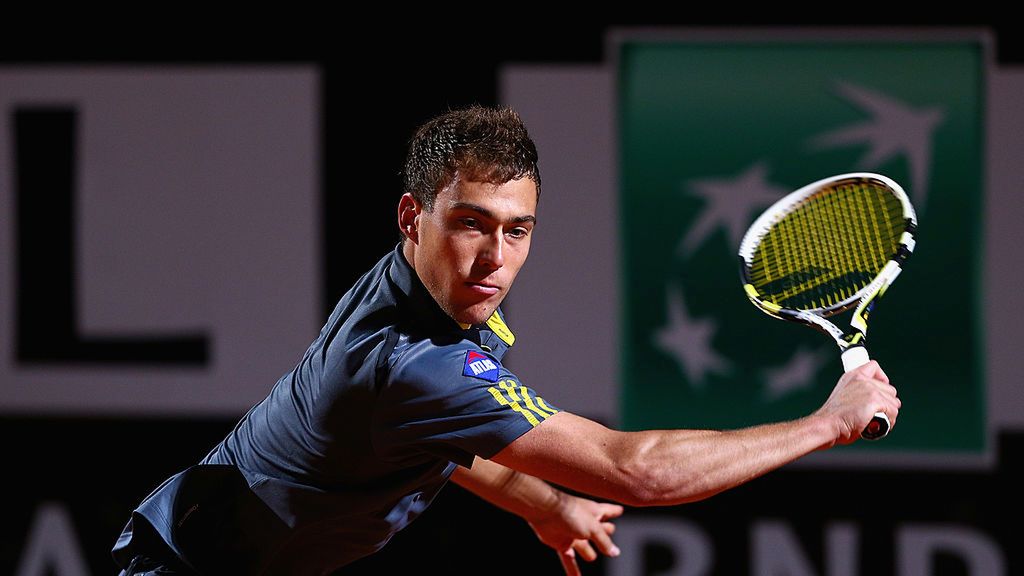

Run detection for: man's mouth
[[465, 281, 501, 296]]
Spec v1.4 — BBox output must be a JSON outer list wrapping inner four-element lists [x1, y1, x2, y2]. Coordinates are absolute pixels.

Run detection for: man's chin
[[453, 302, 499, 327], [454, 312, 492, 327]]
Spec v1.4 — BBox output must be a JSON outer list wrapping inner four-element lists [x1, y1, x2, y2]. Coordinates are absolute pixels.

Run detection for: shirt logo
[[463, 350, 500, 382]]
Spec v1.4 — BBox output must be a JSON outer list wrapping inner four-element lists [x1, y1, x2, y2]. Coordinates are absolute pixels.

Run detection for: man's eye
[[507, 228, 529, 239], [459, 218, 480, 229]]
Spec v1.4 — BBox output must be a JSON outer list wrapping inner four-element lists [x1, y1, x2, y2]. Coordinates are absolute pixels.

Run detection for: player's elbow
[[612, 454, 681, 507], [612, 443, 716, 507]]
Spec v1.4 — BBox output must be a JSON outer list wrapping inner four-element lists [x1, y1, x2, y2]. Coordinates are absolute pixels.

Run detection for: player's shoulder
[[390, 334, 500, 374], [388, 335, 512, 390]]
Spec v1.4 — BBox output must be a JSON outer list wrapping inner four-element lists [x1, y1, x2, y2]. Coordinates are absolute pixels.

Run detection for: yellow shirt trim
[[486, 311, 515, 346]]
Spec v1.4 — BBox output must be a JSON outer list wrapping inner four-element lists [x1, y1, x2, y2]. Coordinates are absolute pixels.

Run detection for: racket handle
[[841, 346, 870, 372], [840, 346, 890, 441]]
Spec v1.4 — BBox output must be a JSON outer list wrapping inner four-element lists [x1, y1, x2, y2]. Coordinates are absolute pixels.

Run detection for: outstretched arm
[[492, 360, 899, 507], [451, 456, 623, 576]]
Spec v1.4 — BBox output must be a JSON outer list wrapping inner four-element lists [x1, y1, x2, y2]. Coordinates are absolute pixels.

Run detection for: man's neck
[[400, 241, 469, 329], [401, 239, 416, 273]]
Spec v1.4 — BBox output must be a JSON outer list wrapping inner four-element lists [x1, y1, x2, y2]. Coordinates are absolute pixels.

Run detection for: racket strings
[[749, 181, 905, 311]]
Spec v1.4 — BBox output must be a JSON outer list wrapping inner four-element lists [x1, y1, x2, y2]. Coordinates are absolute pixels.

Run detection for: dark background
[[3, 16, 1019, 312], [2, 15, 1021, 575]]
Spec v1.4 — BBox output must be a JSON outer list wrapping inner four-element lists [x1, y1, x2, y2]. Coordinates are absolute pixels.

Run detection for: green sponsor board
[[617, 35, 987, 458]]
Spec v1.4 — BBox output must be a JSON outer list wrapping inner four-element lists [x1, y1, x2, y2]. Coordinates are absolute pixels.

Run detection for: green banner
[[618, 35, 987, 459]]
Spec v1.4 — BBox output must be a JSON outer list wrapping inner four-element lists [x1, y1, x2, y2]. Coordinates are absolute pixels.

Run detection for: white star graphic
[[763, 346, 831, 401], [679, 163, 789, 256], [807, 81, 944, 209], [654, 285, 732, 389]]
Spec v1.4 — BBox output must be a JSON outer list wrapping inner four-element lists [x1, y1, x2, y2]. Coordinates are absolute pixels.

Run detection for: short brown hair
[[402, 105, 541, 210]]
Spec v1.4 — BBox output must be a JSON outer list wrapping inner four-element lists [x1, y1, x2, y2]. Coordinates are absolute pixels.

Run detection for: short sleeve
[[373, 341, 559, 467]]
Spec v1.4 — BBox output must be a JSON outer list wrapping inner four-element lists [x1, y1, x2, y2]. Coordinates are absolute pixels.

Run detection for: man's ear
[[398, 193, 421, 243]]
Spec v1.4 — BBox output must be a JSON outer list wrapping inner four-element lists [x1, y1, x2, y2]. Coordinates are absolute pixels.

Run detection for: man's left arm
[[451, 456, 623, 576]]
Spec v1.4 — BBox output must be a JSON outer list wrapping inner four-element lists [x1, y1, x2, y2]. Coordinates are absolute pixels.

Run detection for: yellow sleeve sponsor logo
[[487, 379, 557, 427]]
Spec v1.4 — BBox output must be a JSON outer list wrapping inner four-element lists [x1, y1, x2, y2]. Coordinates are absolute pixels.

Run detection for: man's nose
[[478, 231, 505, 269]]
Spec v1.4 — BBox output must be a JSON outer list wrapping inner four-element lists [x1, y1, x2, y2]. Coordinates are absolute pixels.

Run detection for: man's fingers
[[559, 548, 581, 576], [873, 361, 891, 385], [602, 521, 616, 535], [851, 361, 900, 429], [590, 524, 621, 558], [856, 360, 890, 385], [574, 540, 598, 562], [600, 503, 625, 520]]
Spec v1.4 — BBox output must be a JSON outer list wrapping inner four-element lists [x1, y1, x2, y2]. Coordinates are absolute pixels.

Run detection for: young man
[[112, 105, 899, 576]]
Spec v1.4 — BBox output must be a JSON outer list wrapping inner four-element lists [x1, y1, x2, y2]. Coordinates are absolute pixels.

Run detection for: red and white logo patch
[[463, 350, 500, 382]]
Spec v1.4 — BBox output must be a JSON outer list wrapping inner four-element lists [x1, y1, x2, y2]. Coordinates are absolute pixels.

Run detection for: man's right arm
[[489, 360, 899, 507]]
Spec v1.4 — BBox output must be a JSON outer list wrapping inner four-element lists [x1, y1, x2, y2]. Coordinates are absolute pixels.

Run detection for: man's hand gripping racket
[[738, 173, 916, 440]]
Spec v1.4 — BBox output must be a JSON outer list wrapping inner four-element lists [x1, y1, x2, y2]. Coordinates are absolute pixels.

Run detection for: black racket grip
[[862, 412, 890, 440]]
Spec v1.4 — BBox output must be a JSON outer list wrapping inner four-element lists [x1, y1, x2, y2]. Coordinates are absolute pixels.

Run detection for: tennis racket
[[738, 172, 916, 440]]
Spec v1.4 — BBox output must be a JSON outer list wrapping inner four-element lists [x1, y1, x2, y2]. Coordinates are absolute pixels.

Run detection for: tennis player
[[112, 105, 899, 576]]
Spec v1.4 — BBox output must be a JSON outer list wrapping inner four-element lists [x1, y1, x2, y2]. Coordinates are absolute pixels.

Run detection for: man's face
[[405, 177, 537, 326]]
